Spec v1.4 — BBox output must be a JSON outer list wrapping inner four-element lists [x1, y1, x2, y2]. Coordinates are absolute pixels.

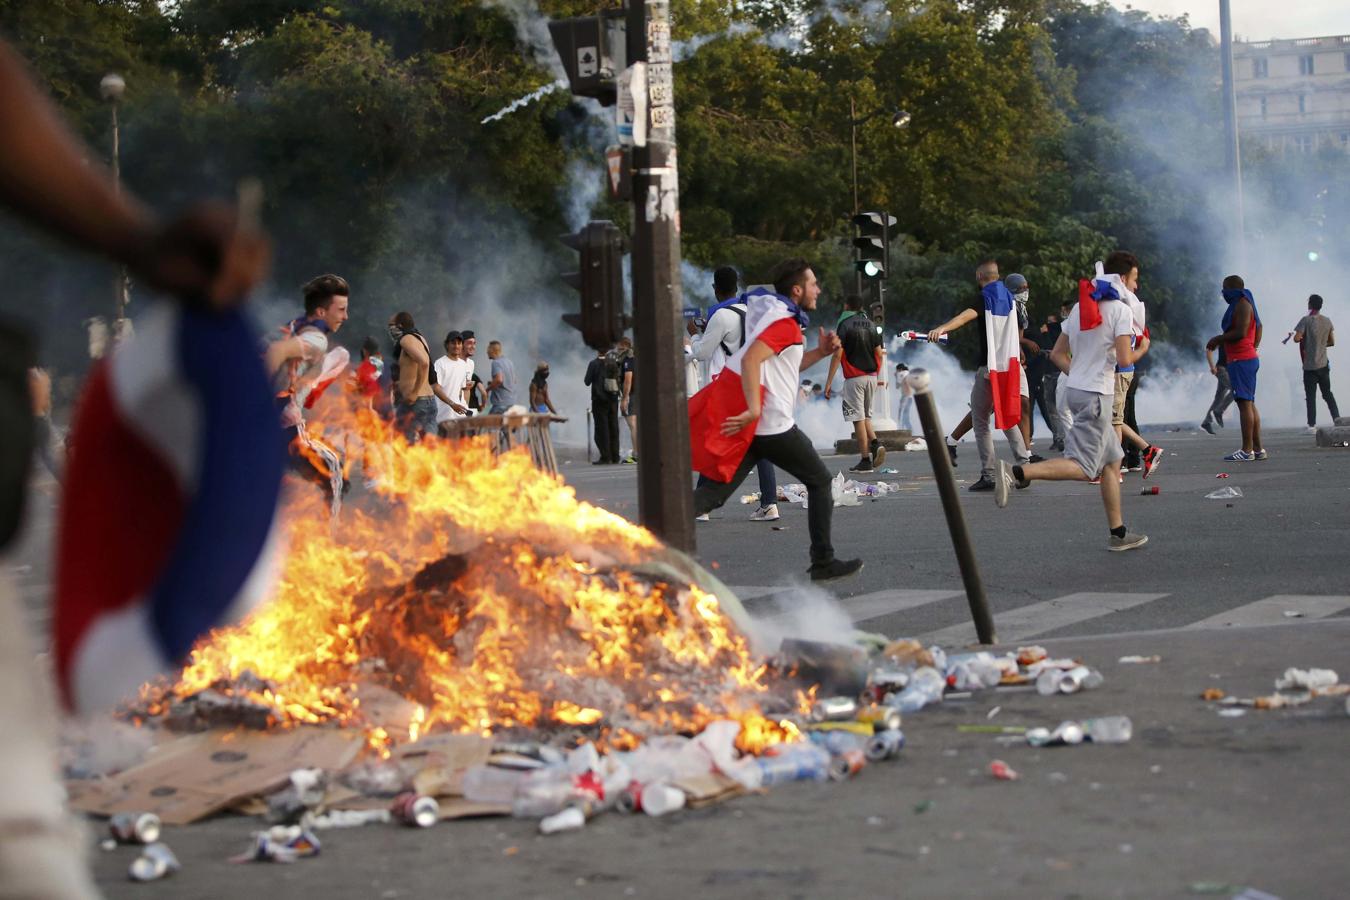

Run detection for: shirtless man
[[388, 310, 450, 441]]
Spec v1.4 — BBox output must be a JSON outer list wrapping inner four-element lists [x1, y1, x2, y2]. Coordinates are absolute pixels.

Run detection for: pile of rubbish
[[81, 634, 1128, 882], [741, 472, 903, 509], [1201, 666, 1349, 712]]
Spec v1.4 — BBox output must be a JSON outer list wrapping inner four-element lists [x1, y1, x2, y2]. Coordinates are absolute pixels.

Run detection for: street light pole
[[1218, 0, 1246, 266], [101, 73, 129, 327], [848, 103, 910, 294]]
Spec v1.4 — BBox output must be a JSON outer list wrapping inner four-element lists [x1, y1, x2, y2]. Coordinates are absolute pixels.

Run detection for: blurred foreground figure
[[0, 40, 273, 899]]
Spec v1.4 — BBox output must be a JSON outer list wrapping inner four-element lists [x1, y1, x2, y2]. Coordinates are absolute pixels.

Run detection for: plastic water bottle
[[510, 769, 577, 818], [1081, 716, 1133, 744], [886, 666, 945, 713], [755, 742, 830, 786], [462, 764, 528, 805]]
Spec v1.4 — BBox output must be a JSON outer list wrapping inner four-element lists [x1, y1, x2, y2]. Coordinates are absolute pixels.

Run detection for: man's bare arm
[[929, 308, 978, 343]]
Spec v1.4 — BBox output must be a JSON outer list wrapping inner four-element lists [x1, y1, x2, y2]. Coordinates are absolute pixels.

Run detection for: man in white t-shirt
[[689, 258, 863, 581], [433, 330, 471, 434], [994, 252, 1151, 552]]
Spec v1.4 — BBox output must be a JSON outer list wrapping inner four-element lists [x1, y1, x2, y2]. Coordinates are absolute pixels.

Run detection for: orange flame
[[149, 403, 804, 753]]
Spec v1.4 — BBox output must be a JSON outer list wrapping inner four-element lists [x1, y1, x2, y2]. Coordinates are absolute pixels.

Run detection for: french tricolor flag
[[53, 302, 286, 713], [983, 280, 1023, 431]]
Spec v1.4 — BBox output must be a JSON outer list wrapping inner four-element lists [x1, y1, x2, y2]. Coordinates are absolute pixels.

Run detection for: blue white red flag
[[982, 280, 1023, 431], [53, 302, 286, 713]]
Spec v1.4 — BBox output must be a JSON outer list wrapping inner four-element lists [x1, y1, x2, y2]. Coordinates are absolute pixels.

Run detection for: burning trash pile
[[69, 408, 1122, 879]]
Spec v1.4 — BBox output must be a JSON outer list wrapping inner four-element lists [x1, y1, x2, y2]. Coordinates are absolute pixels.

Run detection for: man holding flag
[[996, 251, 1151, 551], [927, 259, 1030, 492], [688, 259, 863, 582]]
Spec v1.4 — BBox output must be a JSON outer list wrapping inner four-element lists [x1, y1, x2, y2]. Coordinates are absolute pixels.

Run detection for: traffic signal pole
[[627, 0, 695, 553]]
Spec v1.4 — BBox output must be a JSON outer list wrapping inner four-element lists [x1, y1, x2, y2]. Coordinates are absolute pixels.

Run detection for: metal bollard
[[907, 369, 997, 645]]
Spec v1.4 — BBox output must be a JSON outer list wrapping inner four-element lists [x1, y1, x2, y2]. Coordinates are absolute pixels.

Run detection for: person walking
[[486, 340, 517, 414], [1207, 276, 1265, 461], [688, 259, 862, 581], [896, 363, 914, 432], [584, 346, 621, 464], [688, 266, 781, 521], [825, 294, 886, 472], [616, 335, 638, 463], [926, 259, 1030, 491], [1293, 294, 1339, 432], [996, 255, 1151, 551], [1200, 343, 1233, 435]]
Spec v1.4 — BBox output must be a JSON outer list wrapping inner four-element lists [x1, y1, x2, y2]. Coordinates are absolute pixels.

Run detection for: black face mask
[[538, 370, 549, 381]]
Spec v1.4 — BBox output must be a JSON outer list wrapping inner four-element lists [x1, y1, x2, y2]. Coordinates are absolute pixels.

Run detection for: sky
[[1113, 1, 1349, 41]]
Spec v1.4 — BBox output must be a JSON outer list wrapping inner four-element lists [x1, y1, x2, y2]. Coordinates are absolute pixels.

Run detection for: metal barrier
[[437, 413, 565, 475]]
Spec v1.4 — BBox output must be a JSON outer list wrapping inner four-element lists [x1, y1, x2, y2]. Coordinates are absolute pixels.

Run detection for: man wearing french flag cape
[[688, 259, 863, 582], [996, 251, 1152, 552], [927, 259, 1030, 491]]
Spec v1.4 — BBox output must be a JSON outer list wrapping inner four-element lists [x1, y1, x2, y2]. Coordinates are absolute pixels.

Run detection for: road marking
[[917, 592, 1168, 646], [726, 585, 787, 602], [745, 588, 964, 624], [1184, 594, 1350, 629]]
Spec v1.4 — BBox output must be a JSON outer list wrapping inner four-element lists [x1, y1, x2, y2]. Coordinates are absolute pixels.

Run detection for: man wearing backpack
[[584, 345, 621, 464], [825, 294, 886, 472], [687, 266, 781, 521]]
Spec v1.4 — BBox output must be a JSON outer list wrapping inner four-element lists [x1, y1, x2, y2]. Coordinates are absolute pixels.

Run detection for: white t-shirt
[[748, 317, 805, 436], [1062, 300, 1135, 395], [689, 303, 748, 379], [433, 356, 471, 422]]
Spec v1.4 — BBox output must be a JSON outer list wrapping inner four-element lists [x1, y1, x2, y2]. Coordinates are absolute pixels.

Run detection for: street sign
[[577, 46, 598, 78]]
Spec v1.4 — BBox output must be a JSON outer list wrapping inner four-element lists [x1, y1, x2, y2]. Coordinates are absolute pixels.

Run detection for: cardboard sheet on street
[[672, 772, 745, 808], [68, 728, 364, 825]]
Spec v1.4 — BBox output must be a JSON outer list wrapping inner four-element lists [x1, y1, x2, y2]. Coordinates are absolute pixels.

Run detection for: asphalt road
[[8, 424, 1348, 899]]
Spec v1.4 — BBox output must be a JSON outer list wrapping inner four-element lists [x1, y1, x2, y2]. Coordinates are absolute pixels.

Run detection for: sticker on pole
[[577, 46, 598, 78]]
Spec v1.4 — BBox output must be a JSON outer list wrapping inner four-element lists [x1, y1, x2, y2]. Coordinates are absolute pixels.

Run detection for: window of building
[[1259, 98, 1268, 119], [1294, 135, 1314, 154], [1299, 94, 1309, 114], [1253, 57, 1268, 79], [1341, 132, 1350, 151], [1299, 54, 1314, 76]]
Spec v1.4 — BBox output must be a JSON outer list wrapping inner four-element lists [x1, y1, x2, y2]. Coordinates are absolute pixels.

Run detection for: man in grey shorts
[[992, 250, 1152, 552], [826, 294, 886, 472]]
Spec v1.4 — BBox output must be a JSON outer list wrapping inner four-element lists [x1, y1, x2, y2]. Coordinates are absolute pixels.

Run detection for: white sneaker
[[1305, 426, 1318, 435], [749, 503, 780, 522], [695, 513, 710, 522]]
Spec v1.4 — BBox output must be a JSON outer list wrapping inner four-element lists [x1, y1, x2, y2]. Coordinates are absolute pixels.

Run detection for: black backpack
[[601, 352, 622, 395]]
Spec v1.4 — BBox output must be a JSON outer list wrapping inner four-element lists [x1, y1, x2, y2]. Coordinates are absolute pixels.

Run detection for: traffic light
[[853, 212, 895, 280], [547, 10, 627, 106], [560, 220, 629, 350]]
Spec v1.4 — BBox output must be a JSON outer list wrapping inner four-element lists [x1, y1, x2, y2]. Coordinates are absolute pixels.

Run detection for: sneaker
[[1027, 454, 1046, 464], [808, 557, 864, 582], [872, 443, 887, 469], [946, 442, 958, 467], [1305, 425, 1318, 435], [695, 513, 710, 522], [749, 504, 780, 522], [994, 460, 1013, 508], [968, 475, 995, 492], [622, 455, 638, 464], [1214, 410, 1225, 427], [849, 458, 875, 473], [1200, 420, 1215, 435], [1050, 440, 1065, 452], [1108, 531, 1149, 552], [1142, 445, 1163, 479], [1223, 449, 1255, 461], [1253, 448, 1269, 461], [1088, 476, 1102, 485]]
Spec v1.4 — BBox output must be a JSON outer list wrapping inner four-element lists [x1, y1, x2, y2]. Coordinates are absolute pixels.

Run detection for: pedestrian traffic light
[[547, 10, 626, 106], [560, 220, 629, 350], [853, 212, 895, 279]]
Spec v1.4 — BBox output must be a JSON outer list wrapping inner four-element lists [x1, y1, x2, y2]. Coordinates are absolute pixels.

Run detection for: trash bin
[[438, 413, 563, 475]]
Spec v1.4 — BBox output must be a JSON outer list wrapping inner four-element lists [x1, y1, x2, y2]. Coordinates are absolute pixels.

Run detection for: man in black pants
[[690, 259, 862, 582], [584, 346, 621, 463]]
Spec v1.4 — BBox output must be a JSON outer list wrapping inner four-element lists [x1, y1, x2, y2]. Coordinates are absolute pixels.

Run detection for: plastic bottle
[[754, 742, 830, 786], [1081, 715, 1133, 744], [510, 769, 577, 818], [886, 666, 945, 713], [462, 764, 529, 805]]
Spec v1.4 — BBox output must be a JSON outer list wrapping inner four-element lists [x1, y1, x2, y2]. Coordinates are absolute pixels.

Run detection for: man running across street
[[689, 258, 863, 581], [688, 266, 781, 521], [995, 255, 1151, 551], [1293, 294, 1339, 432], [826, 293, 887, 473], [927, 259, 1031, 491], [1206, 275, 1265, 461]]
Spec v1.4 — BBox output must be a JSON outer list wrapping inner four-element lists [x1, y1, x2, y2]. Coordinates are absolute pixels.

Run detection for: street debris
[[1273, 667, 1337, 691], [1200, 666, 1349, 711], [109, 812, 161, 845], [1139, 486, 1160, 495], [128, 842, 179, 882], [1282, 610, 1303, 618], [1118, 655, 1162, 664], [988, 759, 1019, 781], [1205, 486, 1243, 500]]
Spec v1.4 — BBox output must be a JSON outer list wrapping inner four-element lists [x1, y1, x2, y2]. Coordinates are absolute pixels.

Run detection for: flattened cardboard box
[[68, 728, 363, 825]]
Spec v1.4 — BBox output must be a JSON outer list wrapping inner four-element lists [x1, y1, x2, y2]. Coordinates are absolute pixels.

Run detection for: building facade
[[1234, 34, 1350, 154]]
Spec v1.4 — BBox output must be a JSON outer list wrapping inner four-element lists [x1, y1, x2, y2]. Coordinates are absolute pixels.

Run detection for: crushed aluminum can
[[615, 781, 643, 814], [232, 826, 321, 864], [109, 812, 161, 845], [856, 704, 902, 733], [827, 748, 866, 781], [128, 842, 179, 882], [864, 729, 904, 762], [811, 696, 860, 722], [1035, 669, 1062, 696], [988, 760, 1019, 781], [1057, 666, 1103, 694], [390, 792, 439, 828]]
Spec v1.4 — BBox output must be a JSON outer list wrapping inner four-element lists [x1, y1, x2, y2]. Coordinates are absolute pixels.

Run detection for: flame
[[148, 403, 805, 754]]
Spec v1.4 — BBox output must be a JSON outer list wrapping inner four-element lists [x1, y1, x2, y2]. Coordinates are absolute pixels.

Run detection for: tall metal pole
[[628, 0, 695, 553], [102, 73, 130, 326], [1219, 0, 1246, 265], [909, 368, 996, 645], [850, 98, 861, 296]]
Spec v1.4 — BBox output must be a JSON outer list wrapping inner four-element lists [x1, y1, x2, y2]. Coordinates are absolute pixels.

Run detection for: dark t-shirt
[[964, 296, 988, 366], [838, 311, 881, 377]]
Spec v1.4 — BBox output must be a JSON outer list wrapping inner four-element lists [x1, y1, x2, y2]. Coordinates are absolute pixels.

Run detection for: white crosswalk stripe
[[1183, 595, 1350, 630], [743, 588, 963, 625], [915, 592, 1168, 647]]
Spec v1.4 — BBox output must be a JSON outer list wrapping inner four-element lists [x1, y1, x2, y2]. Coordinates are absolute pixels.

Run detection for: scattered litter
[[771, 526, 788, 531], [1232, 890, 1282, 900], [128, 842, 179, 882], [231, 826, 321, 864], [1282, 610, 1303, 618], [1215, 473, 1229, 479], [912, 800, 933, 815], [1205, 486, 1243, 500], [1201, 688, 1226, 701], [1187, 883, 1237, 895], [986, 706, 1001, 720], [1118, 655, 1162, 664], [904, 438, 927, 452], [100, 839, 117, 852], [1139, 486, 1159, 495], [1274, 668, 1337, 691], [877, 467, 899, 473], [988, 760, 1019, 781], [109, 812, 161, 845], [1218, 708, 1246, 718], [1047, 772, 1068, 784]]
